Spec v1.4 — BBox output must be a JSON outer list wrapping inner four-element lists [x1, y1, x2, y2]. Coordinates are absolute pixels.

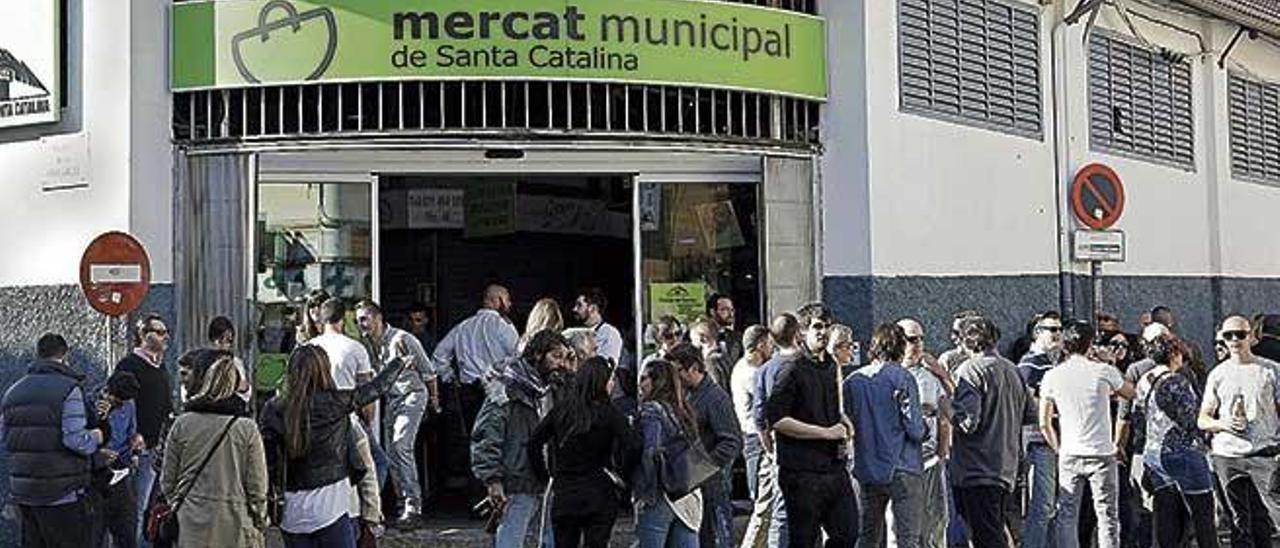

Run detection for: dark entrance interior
[[377, 174, 634, 513]]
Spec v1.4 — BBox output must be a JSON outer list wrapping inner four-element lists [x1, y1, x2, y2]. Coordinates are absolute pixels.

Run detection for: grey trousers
[[859, 470, 923, 548], [1056, 454, 1119, 548], [387, 390, 428, 505]]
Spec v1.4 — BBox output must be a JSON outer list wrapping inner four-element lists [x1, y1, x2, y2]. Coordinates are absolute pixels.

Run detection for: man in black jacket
[[114, 313, 174, 548], [765, 302, 856, 548], [670, 343, 743, 548], [2, 334, 109, 548]]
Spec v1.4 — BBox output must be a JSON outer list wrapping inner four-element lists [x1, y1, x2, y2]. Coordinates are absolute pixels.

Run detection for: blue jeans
[[282, 513, 356, 548], [496, 493, 541, 548], [635, 499, 698, 548], [1023, 443, 1058, 548], [700, 478, 733, 548], [133, 450, 156, 548], [364, 421, 389, 489], [770, 482, 789, 548], [743, 434, 763, 501]]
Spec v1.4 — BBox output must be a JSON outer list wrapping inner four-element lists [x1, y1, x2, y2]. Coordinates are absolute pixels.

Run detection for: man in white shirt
[[572, 287, 623, 365], [308, 299, 374, 390], [432, 285, 520, 488], [1197, 315, 1280, 546], [1039, 320, 1135, 548]]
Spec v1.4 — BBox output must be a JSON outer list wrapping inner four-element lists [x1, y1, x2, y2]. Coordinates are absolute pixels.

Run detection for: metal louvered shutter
[[1229, 72, 1280, 185], [1088, 33, 1195, 169], [898, 0, 1042, 139]]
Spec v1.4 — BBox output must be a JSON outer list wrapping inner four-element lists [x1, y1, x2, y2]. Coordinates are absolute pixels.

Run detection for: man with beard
[[472, 331, 574, 548], [573, 287, 623, 365], [669, 343, 742, 548], [707, 293, 744, 365], [434, 285, 520, 491], [357, 300, 440, 528]]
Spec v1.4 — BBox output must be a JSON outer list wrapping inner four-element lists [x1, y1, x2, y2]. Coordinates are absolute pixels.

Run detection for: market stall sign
[[0, 0, 60, 128], [170, 0, 828, 100]]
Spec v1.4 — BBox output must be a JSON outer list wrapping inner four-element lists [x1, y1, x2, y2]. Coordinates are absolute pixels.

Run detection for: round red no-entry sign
[[79, 231, 151, 317], [1070, 163, 1126, 230]]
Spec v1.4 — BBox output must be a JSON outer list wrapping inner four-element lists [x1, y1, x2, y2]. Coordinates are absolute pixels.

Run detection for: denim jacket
[[633, 401, 689, 504]]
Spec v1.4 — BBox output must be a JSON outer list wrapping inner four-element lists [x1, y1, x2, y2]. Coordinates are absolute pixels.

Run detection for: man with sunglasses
[[1198, 316, 1280, 547], [766, 302, 857, 548], [1017, 311, 1063, 548], [114, 313, 174, 548], [939, 311, 980, 374], [897, 318, 952, 548]]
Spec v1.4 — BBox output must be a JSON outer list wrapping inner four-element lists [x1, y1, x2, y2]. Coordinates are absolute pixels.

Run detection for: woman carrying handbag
[[631, 359, 709, 548], [157, 356, 267, 548]]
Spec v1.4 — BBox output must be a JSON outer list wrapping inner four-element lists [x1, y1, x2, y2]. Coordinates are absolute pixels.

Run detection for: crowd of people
[[4, 283, 1280, 548]]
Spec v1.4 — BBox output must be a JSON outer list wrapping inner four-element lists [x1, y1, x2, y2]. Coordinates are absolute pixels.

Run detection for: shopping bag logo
[[231, 0, 337, 84]]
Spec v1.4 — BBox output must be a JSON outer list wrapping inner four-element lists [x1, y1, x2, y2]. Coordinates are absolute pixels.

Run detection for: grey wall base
[[0, 283, 174, 547], [823, 274, 1280, 359]]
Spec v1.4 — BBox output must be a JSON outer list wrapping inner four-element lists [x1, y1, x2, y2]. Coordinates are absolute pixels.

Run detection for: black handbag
[[656, 404, 720, 499], [146, 416, 239, 545]]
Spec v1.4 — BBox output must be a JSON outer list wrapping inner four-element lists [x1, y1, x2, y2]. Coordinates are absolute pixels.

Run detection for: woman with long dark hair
[[529, 357, 631, 548], [632, 359, 701, 548], [295, 289, 331, 344], [259, 345, 405, 548]]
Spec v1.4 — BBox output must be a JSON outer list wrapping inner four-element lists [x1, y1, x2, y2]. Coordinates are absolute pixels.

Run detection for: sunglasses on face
[[146, 328, 169, 336], [1222, 330, 1250, 342], [906, 335, 923, 344], [1037, 325, 1062, 333]]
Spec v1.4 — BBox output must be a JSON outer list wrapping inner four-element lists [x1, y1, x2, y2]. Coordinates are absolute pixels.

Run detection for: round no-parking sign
[[1070, 163, 1126, 230]]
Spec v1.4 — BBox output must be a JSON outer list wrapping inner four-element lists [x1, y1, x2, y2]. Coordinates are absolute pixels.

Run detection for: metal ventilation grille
[[1088, 33, 1195, 169], [1228, 72, 1280, 185], [173, 81, 821, 147], [897, 0, 1043, 139]]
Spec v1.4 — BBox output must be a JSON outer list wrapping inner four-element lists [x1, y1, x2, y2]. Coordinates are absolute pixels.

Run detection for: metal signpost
[[79, 231, 152, 367], [1069, 164, 1127, 317]]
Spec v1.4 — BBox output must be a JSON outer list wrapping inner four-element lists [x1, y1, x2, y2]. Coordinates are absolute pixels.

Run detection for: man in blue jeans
[[1018, 311, 1064, 548], [753, 313, 805, 548], [846, 323, 927, 548], [115, 314, 175, 548], [669, 343, 742, 548]]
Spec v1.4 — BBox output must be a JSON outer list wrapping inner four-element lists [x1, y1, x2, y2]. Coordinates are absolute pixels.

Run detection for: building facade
[[2, 0, 1280, 538]]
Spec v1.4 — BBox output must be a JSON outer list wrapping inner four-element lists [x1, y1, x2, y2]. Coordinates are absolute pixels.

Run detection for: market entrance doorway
[[377, 174, 635, 513]]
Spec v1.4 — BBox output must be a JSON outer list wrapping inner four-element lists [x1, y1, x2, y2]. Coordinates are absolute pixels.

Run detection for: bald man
[[432, 284, 519, 492], [1198, 316, 1280, 546], [897, 318, 953, 548]]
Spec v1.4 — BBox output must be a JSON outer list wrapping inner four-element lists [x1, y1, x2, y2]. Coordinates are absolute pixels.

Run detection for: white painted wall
[[821, 0, 1280, 280], [0, 0, 173, 287]]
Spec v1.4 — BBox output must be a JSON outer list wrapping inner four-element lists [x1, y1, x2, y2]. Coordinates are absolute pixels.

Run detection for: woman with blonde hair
[[520, 298, 565, 351], [160, 357, 268, 547]]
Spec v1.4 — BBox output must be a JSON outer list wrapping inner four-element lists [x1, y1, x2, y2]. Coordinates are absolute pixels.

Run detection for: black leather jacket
[[260, 357, 404, 491]]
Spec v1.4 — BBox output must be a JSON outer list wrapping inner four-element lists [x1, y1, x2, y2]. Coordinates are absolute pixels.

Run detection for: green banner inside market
[[170, 0, 828, 100]]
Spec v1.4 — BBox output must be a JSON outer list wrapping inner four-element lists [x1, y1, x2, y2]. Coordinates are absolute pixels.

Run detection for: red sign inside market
[[78, 231, 151, 317], [1070, 163, 1126, 230]]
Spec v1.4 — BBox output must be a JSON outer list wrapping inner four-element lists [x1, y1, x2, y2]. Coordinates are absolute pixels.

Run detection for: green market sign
[[171, 0, 827, 100]]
